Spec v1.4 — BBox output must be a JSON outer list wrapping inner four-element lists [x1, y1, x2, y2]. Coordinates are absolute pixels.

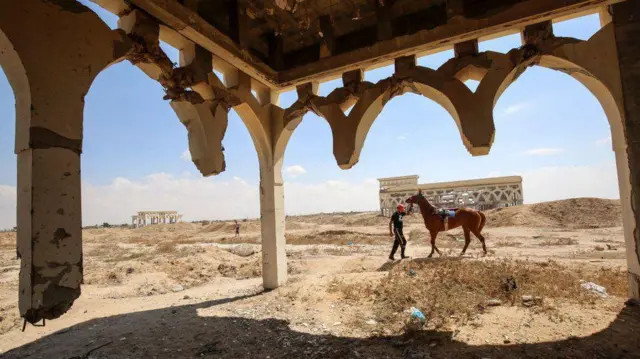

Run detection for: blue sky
[[0, 5, 620, 227]]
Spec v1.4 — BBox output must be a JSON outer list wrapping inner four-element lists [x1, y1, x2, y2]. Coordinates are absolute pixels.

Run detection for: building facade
[[131, 211, 183, 228], [378, 175, 523, 217]]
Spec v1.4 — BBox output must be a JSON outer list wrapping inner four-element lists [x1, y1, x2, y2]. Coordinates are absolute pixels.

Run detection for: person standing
[[389, 204, 409, 260], [234, 220, 240, 238]]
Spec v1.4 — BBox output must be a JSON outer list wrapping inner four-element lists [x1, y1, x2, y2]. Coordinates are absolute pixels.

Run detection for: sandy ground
[[0, 198, 638, 359]]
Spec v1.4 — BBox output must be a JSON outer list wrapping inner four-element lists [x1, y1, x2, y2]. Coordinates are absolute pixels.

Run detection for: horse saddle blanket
[[436, 209, 456, 218]]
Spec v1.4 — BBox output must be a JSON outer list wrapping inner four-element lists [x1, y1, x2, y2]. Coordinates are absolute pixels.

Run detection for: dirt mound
[[133, 222, 200, 233], [200, 220, 261, 233], [286, 229, 390, 245], [486, 198, 621, 229]]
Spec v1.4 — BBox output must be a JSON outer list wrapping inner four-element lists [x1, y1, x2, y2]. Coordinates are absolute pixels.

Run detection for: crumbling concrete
[[2, 0, 640, 325]]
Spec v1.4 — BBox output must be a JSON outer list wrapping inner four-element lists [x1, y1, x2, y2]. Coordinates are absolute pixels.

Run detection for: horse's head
[[405, 189, 426, 214]]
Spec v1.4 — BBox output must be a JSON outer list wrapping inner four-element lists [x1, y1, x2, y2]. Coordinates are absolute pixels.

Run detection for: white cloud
[[0, 174, 381, 228], [181, 149, 191, 161], [0, 163, 623, 228], [595, 136, 612, 147], [520, 162, 619, 204], [496, 101, 532, 119], [523, 148, 564, 156], [0, 185, 16, 230], [284, 165, 307, 178]]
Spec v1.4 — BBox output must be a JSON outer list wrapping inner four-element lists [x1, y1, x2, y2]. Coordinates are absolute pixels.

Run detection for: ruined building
[[131, 211, 182, 228], [378, 175, 523, 216], [1, 0, 639, 325]]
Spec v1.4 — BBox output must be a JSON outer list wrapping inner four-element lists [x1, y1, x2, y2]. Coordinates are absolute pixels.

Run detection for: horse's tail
[[478, 211, 487, 233]]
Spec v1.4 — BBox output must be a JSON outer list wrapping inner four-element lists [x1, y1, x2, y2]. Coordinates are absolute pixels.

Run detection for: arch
[[490, 23, 636, 277], [347, 79, 463, 170], [0, 27, 30, 154]]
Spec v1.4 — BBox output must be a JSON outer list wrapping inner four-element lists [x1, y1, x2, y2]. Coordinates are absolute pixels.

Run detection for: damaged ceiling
[[125, 0, 620, 88]]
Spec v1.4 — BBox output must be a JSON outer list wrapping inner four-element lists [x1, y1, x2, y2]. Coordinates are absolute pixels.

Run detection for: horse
[[405, 189, 487, 257]]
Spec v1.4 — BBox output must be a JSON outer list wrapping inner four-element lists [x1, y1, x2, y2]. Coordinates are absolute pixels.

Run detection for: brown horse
[[406, 190, 487, 257]]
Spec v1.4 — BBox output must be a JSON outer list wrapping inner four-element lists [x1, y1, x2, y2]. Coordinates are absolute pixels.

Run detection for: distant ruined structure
[[131, 211, 182, 228], [378, 175, 523, 217]]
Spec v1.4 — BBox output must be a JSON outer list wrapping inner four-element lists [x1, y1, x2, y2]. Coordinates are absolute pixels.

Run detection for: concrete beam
[[454, 39, 479, 58], [126, 0, 277, 88], [228, 0, 249, 50], [376, 0, 395, 42], [278, 0, 624, 87], [319, 15, 336, 58], [268, 32, 284, 71]]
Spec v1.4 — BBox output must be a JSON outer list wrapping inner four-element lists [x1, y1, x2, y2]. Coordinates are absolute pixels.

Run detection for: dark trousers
[[390, 228, 407, 258]]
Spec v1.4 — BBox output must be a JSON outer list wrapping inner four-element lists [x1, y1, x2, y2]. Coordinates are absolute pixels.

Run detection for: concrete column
[[260, 160, 286, 290], [17, 147, 82, 323], [612, 1, 640, 300], [1, 0, 132, 323]]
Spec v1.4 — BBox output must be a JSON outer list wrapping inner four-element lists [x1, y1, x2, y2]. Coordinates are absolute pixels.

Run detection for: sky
[[0, 4, 620, 228]]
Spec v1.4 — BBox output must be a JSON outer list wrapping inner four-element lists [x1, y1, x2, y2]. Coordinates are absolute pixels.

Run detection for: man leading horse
[[388, 203, 410, 261]]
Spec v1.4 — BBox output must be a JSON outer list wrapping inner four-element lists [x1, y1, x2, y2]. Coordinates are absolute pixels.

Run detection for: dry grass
[[538, 237, 578, 246], [330, 258, 627, 333], [155, 241, 177, 254], [328, 278, 376, 302]]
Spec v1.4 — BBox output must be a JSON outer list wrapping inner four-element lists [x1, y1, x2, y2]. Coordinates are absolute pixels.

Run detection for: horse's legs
[[471, 228, 488, 255], [428, 230, 438, 258], [460, 226, 471, 256], [432, 230, 442, 256]]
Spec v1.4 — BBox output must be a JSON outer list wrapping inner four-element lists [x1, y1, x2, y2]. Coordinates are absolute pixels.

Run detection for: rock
[[183, 295, 191, 300], [606, 244, 617, 250], [534, 296, 543, 305], [486, 299, 503, 306], [522, 295, 533, 302], [225, 244, 256, 257], [126, 267, 134, 274], [171, 285, 184, 292], [594, 245, 605, 251], [333, 322, 341, 326], [366, 319, 377, 325], [580, 281, 608, 298]]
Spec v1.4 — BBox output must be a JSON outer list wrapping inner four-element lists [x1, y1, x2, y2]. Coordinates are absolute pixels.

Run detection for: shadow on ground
[[4, 290, 640, 359]]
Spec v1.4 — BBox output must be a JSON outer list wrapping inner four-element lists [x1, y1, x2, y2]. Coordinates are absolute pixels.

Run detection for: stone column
[[612, 1, 640, 300], [260, 160, 287, 290], [1, 0, 130, 323]]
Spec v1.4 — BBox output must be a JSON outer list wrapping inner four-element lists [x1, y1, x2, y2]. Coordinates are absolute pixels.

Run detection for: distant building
[[378, 175, 523, 217], [131, 211, 182, 228]]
